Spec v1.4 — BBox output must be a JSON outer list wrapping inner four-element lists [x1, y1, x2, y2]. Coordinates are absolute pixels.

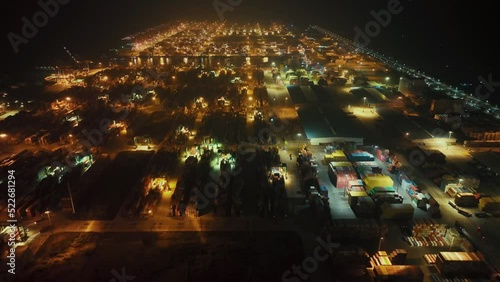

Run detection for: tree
[[318, 78, 328, 86], [295, 69, 307, 79], [253, 68, 264, 85]]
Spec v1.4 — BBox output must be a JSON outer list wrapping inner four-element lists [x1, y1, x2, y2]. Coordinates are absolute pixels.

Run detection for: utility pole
[[67, 183, 76, 214]]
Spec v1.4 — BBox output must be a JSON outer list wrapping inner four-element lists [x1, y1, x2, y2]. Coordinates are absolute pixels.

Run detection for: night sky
[[1, 0, 498, 94]]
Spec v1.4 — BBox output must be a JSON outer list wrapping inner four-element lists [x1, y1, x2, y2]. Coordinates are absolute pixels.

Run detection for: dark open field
[[14, 231, 305, 282], [75, 151, 153, 220]]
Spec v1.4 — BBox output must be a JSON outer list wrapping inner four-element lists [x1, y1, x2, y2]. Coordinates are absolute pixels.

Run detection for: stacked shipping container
[[328, 161, 359, 189], [435, 252, 489, 278]]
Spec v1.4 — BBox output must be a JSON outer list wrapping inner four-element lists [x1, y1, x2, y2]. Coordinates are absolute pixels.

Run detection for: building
[[297, 105, 364, 145], [398, 76, 427, 98]]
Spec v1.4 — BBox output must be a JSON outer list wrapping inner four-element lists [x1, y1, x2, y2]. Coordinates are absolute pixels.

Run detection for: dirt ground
[[14, 231, 305, 282]]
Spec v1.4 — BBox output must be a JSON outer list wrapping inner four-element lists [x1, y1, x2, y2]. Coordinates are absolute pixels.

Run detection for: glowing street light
[[363, 97, 367, 106], [0, 133, 7, 138], [448, 131, 452, 139], [378, 237, 384, 251], [66, 97, 71, 101]]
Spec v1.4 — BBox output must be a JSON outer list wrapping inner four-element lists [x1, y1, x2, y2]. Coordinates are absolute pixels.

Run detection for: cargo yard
[[1, 21, 500, 282]]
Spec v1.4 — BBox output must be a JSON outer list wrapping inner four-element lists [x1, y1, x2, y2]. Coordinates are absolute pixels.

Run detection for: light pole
[[363, 97, 367, 107], [449, 236, 456, 251], [378, 236, 384, 251], [285, 97, 288, 108], [67, 183, 76, 214], [45, 211, 53, 234], [344, 175, 348, 197], [448, 131, 452, 139]]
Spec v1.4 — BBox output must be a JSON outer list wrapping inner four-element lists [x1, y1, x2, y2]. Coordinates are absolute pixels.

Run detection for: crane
[[63, 46, 91, 76], [63, 46, 78, 64]]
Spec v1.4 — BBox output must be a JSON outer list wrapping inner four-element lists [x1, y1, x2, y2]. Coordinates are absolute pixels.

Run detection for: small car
[[475, 212, 491, 218]]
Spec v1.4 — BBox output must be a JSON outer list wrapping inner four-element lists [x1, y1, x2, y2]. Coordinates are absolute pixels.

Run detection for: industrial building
[[398, 76, 427, 98], [287, 84, 365, 145], [296, 104, 364, 145], [430, 98, 463, 115]]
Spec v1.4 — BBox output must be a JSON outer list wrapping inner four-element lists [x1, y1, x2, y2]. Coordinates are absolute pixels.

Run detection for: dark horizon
[[1, 0, 498, 93]]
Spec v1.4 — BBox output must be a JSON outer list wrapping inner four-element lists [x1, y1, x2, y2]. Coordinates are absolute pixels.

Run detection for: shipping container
[[367, 186, 396, 195], [363, 174, 394, 193], [352, 196, 376, 217], [371, 192, 403, 205], [348, 191, 368, 206], [434, 252, 488, 278], [373, 265, 424, 282], [323, 150, 348, 163], [347, 150, 375, 162], [328, 162, 358, 189], [348, 179, 365, 191], [353, 161, 383, 179], [374, 148, 391, 162], [317, 185, 328, 198], [444, 183, 474, 197]]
